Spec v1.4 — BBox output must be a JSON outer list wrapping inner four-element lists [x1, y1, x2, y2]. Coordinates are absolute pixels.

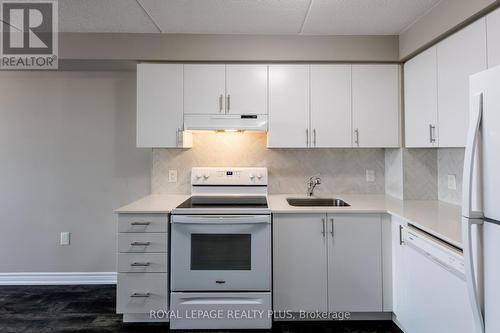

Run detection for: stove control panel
[[191, 167, 268, 186]]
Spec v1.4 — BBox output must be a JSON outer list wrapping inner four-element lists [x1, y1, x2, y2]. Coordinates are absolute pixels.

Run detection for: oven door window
[[191, 234, 251, 270]]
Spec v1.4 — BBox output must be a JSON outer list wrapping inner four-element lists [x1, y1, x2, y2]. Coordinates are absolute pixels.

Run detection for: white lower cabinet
[[273, 213, 383, 314], [117, 273, 168, 314], [391, 217, 409, 330], [328, 214, 382, 312], [273, 214, 328, 312], [116, 213, 169, 321]]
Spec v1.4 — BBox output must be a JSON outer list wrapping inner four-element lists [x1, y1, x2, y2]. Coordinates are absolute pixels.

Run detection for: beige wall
[[0, 71, 150, 272], [400, 0, 499, 59], [59, 33, 399, 62]]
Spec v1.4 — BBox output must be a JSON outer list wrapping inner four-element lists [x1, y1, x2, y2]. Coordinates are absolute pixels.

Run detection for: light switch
[[168, 169, 177, 183], [448, 174, 457, 190], [366, 169, 375, 182], [60, 232, 70, 246]]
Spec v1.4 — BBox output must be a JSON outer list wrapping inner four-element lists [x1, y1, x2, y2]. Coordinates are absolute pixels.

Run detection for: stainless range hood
[[184, 114, 268, 131]]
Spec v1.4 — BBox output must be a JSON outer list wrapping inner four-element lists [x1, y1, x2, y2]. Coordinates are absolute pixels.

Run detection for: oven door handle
[[171, 215, 270, 224]]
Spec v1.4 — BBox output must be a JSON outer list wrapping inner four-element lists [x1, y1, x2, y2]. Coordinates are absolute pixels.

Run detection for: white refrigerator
[[463, 65, 500, 333]]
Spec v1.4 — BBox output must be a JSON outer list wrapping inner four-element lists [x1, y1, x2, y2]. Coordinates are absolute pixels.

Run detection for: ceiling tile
[[138, 0, 311, 34], [59, 0, 159, 33], [301, 0, 441, 35]]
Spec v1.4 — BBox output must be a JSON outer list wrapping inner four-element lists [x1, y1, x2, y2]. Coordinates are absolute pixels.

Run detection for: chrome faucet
[[307, 176, 321, 196]]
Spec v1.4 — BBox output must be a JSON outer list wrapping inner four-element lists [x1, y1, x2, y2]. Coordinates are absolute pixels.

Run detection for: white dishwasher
[[401, 226, 475, 333]]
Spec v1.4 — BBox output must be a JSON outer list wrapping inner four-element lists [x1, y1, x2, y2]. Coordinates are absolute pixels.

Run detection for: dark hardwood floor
[[0, 285, 402, 333]]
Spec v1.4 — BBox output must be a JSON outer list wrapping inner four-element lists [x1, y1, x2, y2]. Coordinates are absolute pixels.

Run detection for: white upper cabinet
[[352, 65, 400, 148], [137, 63, 191, 148], [487, 7, 500, 68], [268, 65, 310, 148], [437, 18, 487, 147], [404, 47, 439, 148], [404, 19, 488, 148], [225, 65, 268, 115], [310, 65, 352, 147], [328, 214, 383, 312], [184, 64, 226, 114]]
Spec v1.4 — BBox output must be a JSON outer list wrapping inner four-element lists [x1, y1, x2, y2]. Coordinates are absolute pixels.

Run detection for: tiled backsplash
[[152, 132, 385, 194], [402, 149, 438, 200], [384, 148, 463, 205], [437, 148, 465, 205]]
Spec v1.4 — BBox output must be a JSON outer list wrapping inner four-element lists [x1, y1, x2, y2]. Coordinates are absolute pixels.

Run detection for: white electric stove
[[169, 167, 272, 330]]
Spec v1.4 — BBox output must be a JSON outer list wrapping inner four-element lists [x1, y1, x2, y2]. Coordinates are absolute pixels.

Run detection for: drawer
[[117, 273, 168, 314], [170, 292, 272, 329], [118, 253, 167, 273], [118, 233, 167, 253], [118, 214, 168, 233]]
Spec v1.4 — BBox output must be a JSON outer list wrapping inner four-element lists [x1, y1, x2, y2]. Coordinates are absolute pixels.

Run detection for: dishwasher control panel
[[405, 227, 465, 276]]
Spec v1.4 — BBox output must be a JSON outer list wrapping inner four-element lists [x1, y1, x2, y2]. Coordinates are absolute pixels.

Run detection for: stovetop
[[172, 195, 270, 215], [177, 195, 268, 208]]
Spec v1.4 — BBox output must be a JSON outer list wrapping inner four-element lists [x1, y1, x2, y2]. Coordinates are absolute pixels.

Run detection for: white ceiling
[[59, 0, 441, 35]]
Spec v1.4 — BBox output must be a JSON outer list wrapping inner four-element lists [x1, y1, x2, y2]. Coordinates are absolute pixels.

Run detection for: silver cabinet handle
[[354, 129, 360, 145], [130, 262, 150, 267], [226, 94, 231, 113], [130, 242, 150, 246], [131, 292, 150, 298], [219, 94, 223, 113], [321, 218, 326, 237], [429, 124, 436, 143], [306, 128, 309, 147], [399, 225, 405, 246], [176, 128, 181, 147], [313, 129, 317, 147], [130, 222, 150, 226], [330, 218, 334, 237]]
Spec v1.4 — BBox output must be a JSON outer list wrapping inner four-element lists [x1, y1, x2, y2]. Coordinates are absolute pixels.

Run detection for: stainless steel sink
[[286, 197, 350, 207]]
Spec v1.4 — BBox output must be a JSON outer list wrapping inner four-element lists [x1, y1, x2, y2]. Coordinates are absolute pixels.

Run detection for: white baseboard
[[0, 272, 117, 285]]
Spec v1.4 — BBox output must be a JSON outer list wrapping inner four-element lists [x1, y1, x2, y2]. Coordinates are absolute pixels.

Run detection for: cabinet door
[[352, 65, 400, 148], [487, 7, 500, 68], [391, 218, 409, 330], [310, 65, 352, 147], [268, 65, 310, 148], [437, 18, 487, 147], [184, 64, 226, 114], [404, 47, 439, 148], [327, 214, 382, 312], [273, 214, 328, 312], [137, 63, 186, 148], [226, 65, 268, 115]]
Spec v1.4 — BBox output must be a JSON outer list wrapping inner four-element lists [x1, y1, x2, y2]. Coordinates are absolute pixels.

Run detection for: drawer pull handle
[[216, 280, 226, 284], [130, 242, 150, 246], [131, 292, 150, 298], [130, 262, 150, 267], [131, 222, 151, 226]]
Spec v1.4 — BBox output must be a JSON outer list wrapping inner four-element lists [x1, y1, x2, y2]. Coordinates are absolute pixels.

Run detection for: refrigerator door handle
[[462, 217, 485, 333], [462, 92, 483, 219]]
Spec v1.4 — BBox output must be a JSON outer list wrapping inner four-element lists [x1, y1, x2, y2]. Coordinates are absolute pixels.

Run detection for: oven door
[[170, 215, 271, 291]]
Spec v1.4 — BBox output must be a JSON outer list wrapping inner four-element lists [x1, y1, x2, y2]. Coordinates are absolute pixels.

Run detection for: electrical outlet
[[366, 169, 375, 182], [168, 169, 177, 183], [60, 232, 70, 246], [448, 174, 457, 190]]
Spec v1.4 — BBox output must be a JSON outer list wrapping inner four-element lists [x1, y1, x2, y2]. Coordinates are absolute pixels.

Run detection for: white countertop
[[115, 193, 462, 248], [115, 194, 189, 213]]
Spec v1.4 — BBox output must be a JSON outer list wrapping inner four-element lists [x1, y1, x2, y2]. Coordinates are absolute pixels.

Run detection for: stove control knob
[[203, 174, 209, 180], [257, 174, 263, 180], [249, 174, 255, 180], [195, 174, 202, 180]]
